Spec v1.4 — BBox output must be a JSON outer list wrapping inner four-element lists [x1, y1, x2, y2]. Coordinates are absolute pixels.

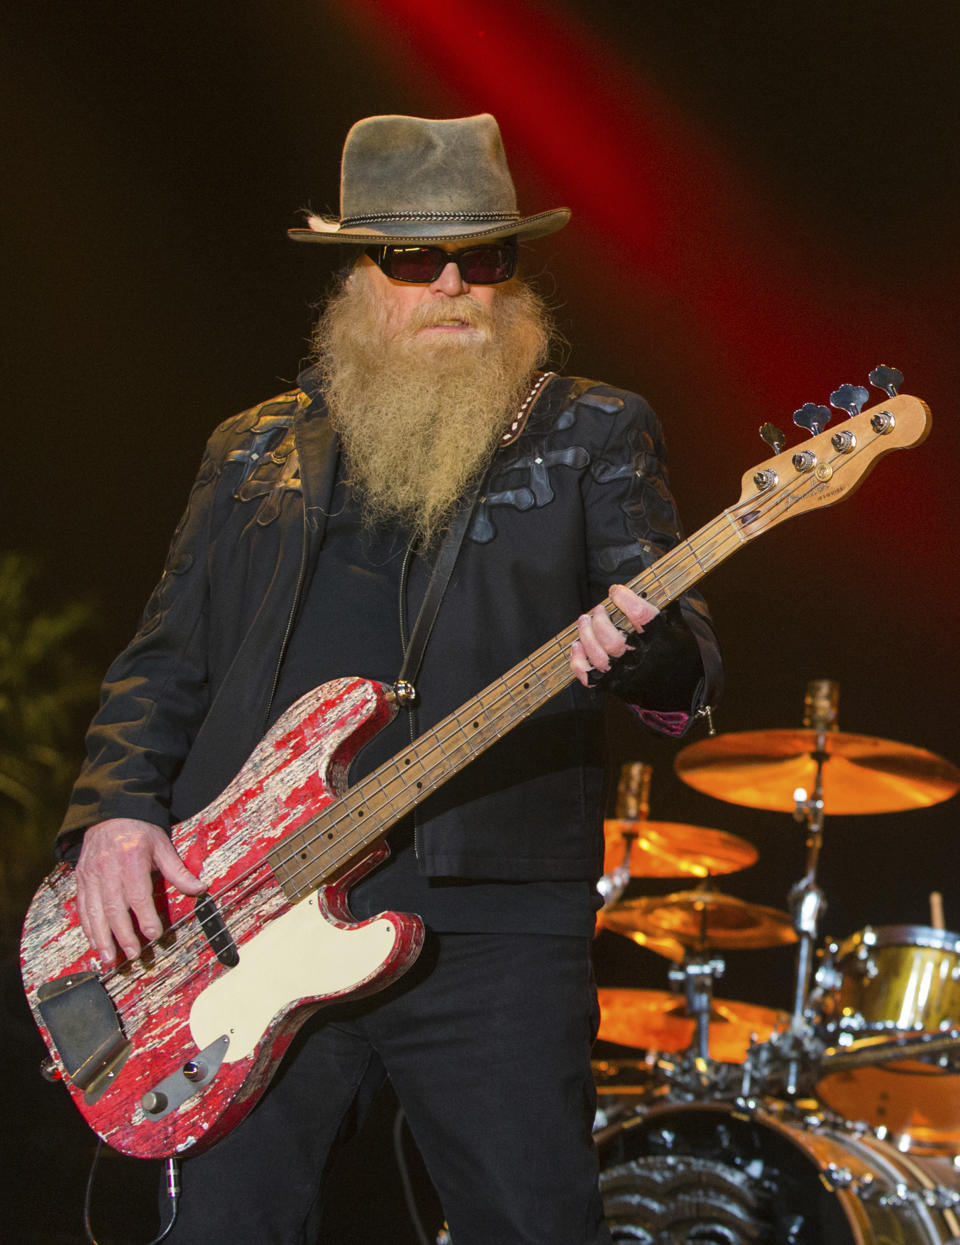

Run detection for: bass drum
[[595, 1102, 960, 1243]]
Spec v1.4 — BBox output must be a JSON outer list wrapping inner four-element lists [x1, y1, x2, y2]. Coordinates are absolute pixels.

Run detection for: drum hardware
[[598, 761, 651, 907], [821, 1161, 960, 1212], [668, 952, 726, 1061], [819, 1029, 960, 1074], [783, 682, 838, 1094]]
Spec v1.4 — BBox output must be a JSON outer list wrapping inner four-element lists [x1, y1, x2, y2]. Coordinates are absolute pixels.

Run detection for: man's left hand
[[570, 583, 659, 687]]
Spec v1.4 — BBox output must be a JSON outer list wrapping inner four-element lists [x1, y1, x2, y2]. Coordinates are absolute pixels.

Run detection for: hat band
[[339, 210, 521, 227]]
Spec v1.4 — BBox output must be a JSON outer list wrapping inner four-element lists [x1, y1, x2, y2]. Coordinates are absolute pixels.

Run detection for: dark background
[[4, 1, 960, 1240]]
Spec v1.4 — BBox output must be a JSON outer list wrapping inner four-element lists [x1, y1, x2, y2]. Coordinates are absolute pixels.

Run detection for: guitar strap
[[393, 485, 480, 705], [394, 370, 555, 704]]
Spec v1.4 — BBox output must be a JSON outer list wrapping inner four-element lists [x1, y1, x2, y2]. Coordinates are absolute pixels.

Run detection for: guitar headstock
[[734, 374, 931, 541]]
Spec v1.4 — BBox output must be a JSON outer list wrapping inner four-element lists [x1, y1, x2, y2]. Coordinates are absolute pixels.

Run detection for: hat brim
[[288, 207, 570, 246]]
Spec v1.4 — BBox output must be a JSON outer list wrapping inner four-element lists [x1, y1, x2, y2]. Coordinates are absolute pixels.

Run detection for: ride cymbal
[[602, 819, 758, 879], [596, 987, 786, 1063], [675, 730, 960, 815], [598, 890, 797, 951]]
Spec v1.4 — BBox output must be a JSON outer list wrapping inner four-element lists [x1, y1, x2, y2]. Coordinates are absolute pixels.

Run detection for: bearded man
[[58, 115, 721, 1244]]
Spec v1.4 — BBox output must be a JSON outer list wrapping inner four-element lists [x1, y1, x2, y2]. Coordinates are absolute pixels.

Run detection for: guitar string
[[98, 440, 871, 1010], [256, 449, 837, 894], [99, 460, 825, 1013], [98, 464, 819, 1018], [96, 521, 724, 1015]]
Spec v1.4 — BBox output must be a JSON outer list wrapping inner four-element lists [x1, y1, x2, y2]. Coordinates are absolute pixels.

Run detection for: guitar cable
[[83, 1140, 181, 1245]]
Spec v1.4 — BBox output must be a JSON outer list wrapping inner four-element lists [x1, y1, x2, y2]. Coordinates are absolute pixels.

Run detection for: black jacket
[[59, 370, 721, 880]]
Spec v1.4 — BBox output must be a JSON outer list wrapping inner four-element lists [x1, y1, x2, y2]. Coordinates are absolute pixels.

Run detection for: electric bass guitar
[[20, 373, 931, 1158]]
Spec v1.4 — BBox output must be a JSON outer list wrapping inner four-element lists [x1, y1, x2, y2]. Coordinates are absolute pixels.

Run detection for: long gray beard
[[310, 274, 555, 547]]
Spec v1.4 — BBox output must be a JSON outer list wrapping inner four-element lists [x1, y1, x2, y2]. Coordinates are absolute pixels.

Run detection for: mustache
[[400, 294, 495, 336]]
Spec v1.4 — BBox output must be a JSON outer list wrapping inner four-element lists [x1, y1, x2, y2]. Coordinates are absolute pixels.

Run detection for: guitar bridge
[[36, 971, 131, 1102]]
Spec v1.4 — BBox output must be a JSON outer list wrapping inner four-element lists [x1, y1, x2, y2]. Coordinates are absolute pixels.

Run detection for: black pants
[[166, 932, 610, 1245]]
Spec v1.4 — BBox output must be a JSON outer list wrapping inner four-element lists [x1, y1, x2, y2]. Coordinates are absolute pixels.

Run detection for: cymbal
[[597, 987, 786, 1063], [594, 921, 687, 963], [675, 730, 960, 815], [602, 819, 758, 879], [598, 890, 797, 951]]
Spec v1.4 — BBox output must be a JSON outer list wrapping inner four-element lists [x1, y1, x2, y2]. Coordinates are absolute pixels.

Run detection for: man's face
[[354, 243, 500, 343]]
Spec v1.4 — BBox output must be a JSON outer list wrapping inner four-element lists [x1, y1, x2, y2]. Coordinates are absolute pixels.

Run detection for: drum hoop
[[839, 1130, 960, 1238], [839, 924, 960, 957]]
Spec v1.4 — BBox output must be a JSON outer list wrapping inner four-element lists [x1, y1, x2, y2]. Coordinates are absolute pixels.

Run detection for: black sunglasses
[[367, 240, 518, 285]]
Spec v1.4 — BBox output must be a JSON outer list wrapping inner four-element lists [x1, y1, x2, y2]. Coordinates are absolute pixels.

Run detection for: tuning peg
[[759, 422, 785, 454], [868, 364, 903, 396], [793, 403, 832, 436], [829, 384, 870, 418]]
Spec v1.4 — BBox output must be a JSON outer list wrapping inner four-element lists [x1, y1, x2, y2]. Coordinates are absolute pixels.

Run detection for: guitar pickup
[[36, 971, 131, 1102], [195, 893, 239, 968]]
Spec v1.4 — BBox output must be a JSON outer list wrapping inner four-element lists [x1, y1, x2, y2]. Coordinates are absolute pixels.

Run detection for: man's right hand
[[75, 818, 205, 964]]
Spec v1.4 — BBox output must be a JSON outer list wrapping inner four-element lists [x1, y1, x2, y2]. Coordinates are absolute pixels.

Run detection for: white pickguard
[[189, 896, 400, 1060]]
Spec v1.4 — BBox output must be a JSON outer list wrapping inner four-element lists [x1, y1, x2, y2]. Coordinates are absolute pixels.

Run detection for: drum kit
[[593, 680, 960, 1243]]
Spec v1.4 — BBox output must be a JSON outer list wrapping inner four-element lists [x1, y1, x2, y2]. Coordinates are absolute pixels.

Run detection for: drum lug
[[826, 1168, 960, 1213], [823, 1162, 857, 1189]]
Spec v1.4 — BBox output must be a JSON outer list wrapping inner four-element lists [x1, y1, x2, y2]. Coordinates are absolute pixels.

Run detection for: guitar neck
[[270, 509, 741, 899]]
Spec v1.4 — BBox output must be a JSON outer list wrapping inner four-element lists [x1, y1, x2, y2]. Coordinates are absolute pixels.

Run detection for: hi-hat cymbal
[[598, 890, 797, 951], [596, 987, 786, 1063], [602, 819, 758, 879], [675, 730, 960, 815]]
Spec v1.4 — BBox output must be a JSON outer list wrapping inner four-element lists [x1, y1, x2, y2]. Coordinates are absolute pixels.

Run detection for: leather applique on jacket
[[593, 422, 684, 577], [225, 395, 305, 527], [469, 387, 608, 544]]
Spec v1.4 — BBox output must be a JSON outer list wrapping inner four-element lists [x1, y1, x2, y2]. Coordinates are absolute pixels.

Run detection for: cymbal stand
[[664, 897, 726, 1099], [597, 762, 650, 908], [669, 951, 725, 1063], [784, 743, 827, 1094], [596, 829, 636, 908]]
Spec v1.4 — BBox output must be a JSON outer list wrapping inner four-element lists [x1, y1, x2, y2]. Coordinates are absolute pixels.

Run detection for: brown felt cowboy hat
[[288, 113, 570, 247]]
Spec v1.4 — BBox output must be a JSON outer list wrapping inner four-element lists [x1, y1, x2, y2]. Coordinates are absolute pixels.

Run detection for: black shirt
[[269, 462, 600, 935]]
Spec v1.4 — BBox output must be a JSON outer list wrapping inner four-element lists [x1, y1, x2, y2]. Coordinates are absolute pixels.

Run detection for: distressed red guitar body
[[20, 676, 423, 1159]]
